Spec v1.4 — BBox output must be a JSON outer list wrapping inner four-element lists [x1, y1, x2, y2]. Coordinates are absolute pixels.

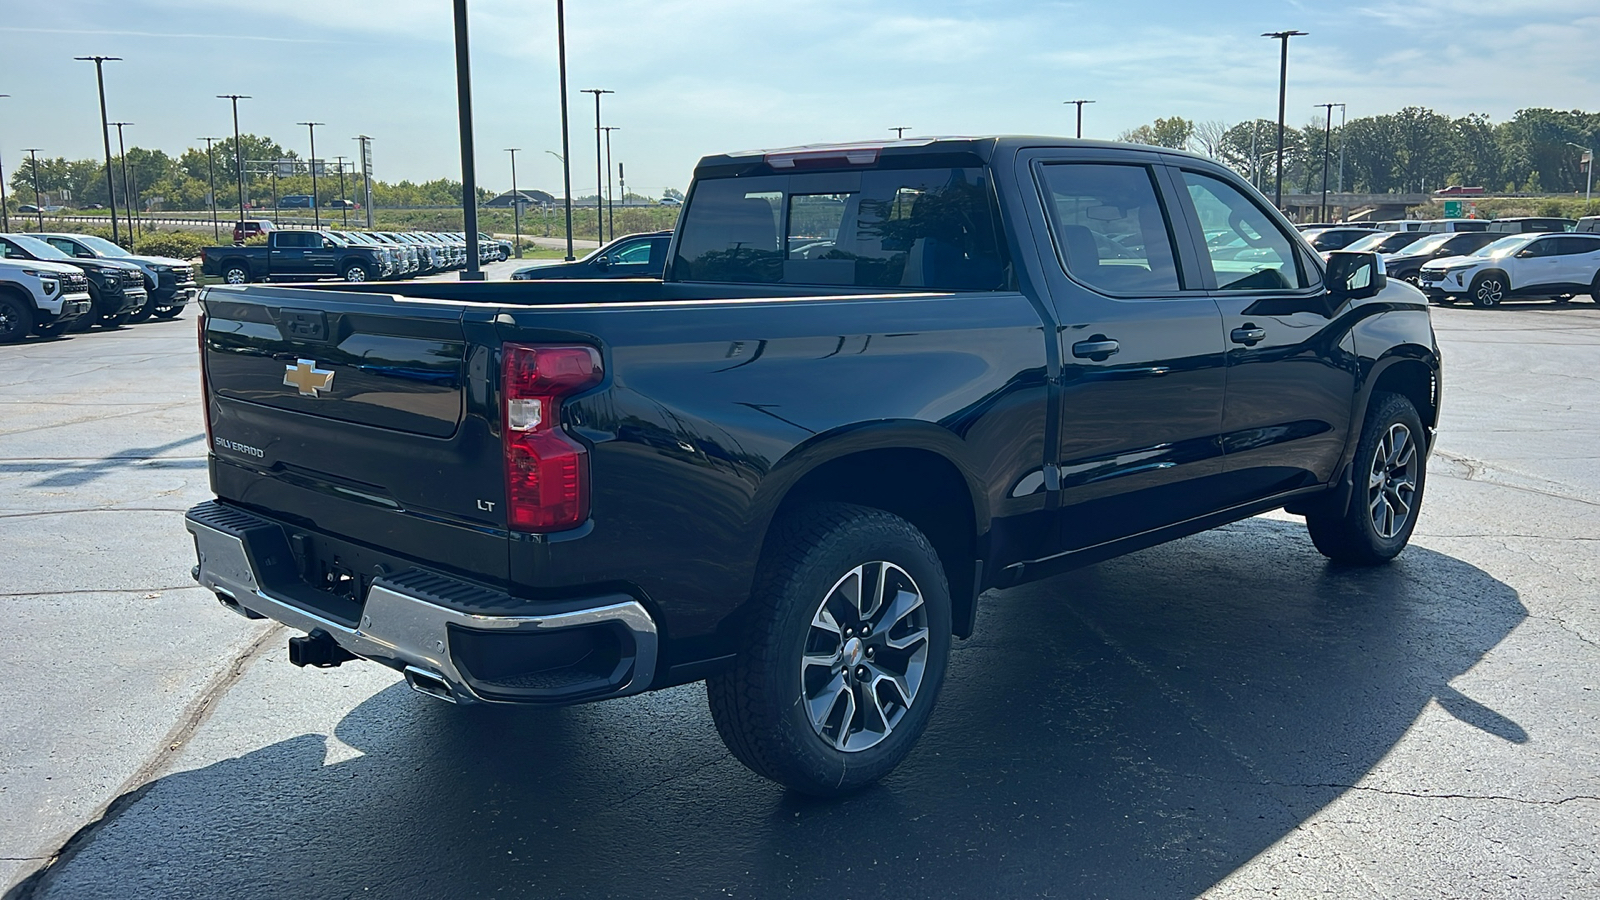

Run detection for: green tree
[[1118, 116, 1195, 149]]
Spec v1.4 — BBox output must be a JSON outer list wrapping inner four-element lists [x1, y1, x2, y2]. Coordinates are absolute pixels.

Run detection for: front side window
[[674, 168, 1010, 290], [611, 239, 654, 265], [1038, 163, 1181, 295], [1183, 171, 1303, 291]]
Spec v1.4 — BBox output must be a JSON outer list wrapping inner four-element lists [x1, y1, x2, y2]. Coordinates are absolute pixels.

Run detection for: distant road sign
[[1443, 200, 1463, 218]]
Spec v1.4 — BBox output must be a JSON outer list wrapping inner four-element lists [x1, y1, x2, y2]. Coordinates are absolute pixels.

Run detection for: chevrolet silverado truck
[[201, 230, 395, 284], [186, 137, 1441, 795]]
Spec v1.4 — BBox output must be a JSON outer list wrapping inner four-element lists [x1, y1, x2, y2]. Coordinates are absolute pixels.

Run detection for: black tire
[[1306, 392, 1427, 565], [342, 263, 371, 282], [706, 503, 952, 796], [35, 321, 72, 338], [497, 247, 510, 262], [1469, 272, 1505, 308], [152, 304, 184, 320], [1590, 271, 1600, 303], [0, 293, 34, 344], [103, 313, 132, 329], [128, 285, 156, 322], [222, 264, 251, 285]]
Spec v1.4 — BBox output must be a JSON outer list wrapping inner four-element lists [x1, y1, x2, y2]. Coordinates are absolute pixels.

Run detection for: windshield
[[75, 234, 132, 257], [1473, 235, 1537, 257], [1343, 232, 1391, 253], [6, 235, 73, 260], [1399, 233, 1454, 256]]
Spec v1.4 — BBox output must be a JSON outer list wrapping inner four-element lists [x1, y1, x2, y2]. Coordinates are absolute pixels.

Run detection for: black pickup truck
[[186, 137, 1440, 795], [200, 230, 394, 284]]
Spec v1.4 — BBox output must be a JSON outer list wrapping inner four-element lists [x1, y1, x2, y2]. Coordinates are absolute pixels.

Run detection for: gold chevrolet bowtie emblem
[[283, 359, 335, 397]]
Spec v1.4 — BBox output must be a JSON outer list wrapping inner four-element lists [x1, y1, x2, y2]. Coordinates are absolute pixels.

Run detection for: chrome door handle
[[1071, 338, 1120, 359], [1230, 326, 1266, 345]]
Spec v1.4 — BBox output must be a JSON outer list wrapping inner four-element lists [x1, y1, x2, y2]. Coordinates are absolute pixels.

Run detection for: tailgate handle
[[279, 308, 329, 342]]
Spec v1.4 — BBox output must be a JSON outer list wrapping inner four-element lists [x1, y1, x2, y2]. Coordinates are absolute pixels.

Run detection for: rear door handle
[[1071, 338, 1120, 359], [1230, 326, 1266, 345]]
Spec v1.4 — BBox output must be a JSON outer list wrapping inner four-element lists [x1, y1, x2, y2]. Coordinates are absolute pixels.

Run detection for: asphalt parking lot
[[2, 298, 1597, 898]]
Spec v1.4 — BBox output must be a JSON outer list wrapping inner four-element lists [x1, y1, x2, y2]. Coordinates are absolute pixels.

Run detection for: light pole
[[1262, 30, 1306, 209], [546, 149, 570, 253], [451, 0, 484, 280], [889, 126, 912, 139], [1065, 99, 1095, 139], [334, 155, 350, 228], [218, 95, 250, 236], [556, 0, 575, 260], [111, 122, 136, 248], [505, 147, 522, 258], [601, 126, 619, 239], [582, 88, 613, 243], [618, 161, 626, 216], [198, 137, 221, 240], [298, 121, 324, 228], [24, 149, 44, 230], [1568, 142, 1594, 207], [0, 94, 9, 233], [75, 56, 122, 246], [1335, 103, 1347, 193], [1314, 102, 1338, 223], [354, 135, 374, 229]]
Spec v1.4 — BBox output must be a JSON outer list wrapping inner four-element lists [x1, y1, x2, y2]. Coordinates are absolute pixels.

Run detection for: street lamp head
[[73, 56, 122, 62], [1261, 30, 1307, 38], [216, 94, 252, 100]]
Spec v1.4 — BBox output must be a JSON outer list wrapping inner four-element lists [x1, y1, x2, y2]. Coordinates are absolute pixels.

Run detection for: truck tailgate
[[201, 284, 509, 586]]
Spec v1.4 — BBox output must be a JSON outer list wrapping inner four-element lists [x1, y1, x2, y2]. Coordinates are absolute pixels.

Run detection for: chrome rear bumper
[[185, 501, 658, 705]]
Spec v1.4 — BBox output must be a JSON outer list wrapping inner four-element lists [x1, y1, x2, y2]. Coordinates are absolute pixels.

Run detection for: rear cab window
[[1035, 162, 1183, 295], [673, 167, 1013, 291]]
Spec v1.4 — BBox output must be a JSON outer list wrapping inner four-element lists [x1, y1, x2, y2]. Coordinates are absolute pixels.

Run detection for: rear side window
[[1183, 171, 1305, 291], [1037, 163, 1181, 295], [674, 168, 1011, 290]]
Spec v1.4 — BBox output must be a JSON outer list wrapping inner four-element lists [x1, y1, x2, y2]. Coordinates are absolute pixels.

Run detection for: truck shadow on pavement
[[14, 518, 1525, 900]]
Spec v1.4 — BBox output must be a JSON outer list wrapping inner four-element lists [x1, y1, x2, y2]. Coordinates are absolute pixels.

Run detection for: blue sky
[[2, 0, 1596, 198]]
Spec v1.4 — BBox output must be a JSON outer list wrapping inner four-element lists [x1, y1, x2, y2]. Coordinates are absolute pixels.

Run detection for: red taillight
[[502, 344, 603, 532]]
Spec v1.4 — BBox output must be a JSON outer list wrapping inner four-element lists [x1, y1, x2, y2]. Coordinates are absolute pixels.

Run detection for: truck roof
[[694, 135, 1217, 177]]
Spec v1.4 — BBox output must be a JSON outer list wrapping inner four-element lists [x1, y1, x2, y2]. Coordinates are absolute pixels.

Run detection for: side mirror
[[593, 256, 610, 269], [1325, 250, 1386, 303]]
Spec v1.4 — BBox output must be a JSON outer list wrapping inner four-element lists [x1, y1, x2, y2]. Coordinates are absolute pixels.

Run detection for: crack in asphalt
[[0, 402, 189, 439], [614, 752, 732, 807], [0, 585, 200, 599], [1431, 449, 1600, 509], [2, 624, 281, 900], [0, 507, 190, 520]]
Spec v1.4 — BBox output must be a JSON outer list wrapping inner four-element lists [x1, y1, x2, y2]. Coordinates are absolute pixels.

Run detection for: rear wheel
[[1470, 272, 1505, 307], [706, 503, 951, 796], [1306, 392, 1426, 565], [222, 264, 250, 285], [0, 293, 34, 344]]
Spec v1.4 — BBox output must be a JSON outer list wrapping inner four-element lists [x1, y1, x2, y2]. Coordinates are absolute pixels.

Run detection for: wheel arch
[[754, 423, 988, 638]]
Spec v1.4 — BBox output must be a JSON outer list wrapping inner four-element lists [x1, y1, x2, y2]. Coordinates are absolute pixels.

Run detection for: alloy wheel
[[1368, 423, 1418, 539], [1475, 278, 1504, 305], [801, 561, 930, 752]]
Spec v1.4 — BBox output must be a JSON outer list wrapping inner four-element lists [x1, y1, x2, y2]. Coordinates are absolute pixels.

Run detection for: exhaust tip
[[404, 666, 458, 703]]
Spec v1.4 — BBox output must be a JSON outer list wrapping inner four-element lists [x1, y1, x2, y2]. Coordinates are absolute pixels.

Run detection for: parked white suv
[[1418, 232, 1600, 307], [0, 257, 93, 343]]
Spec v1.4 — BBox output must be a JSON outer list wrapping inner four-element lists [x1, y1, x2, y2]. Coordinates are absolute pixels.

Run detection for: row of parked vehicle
[[0, 231, 196, 343], [1296, 216, 1600, 308], [207, 223, 514, 284]]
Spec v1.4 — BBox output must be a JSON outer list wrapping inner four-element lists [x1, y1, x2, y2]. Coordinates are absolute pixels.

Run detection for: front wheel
[[152, 304, 184, 320], [1306, 392, 1427, 565], [706, 503, 951, 796], [342, 263, 370, 282], [1470, 272, 1505, 308], [0, 294, 34, 344]]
